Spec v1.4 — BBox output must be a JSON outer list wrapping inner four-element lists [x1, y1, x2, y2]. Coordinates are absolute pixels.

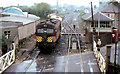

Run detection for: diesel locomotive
[[36, 13, 62, 48]]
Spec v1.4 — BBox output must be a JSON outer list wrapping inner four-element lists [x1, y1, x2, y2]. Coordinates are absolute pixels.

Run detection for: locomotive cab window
[[47, 29, 54, 33], [37, 29, 44, 33], [37, 28, 54, 33]]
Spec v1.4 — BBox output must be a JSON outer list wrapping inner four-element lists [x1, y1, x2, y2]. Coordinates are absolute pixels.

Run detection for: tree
[[35, 3, 51, 19], [21, 2, 51, 19]]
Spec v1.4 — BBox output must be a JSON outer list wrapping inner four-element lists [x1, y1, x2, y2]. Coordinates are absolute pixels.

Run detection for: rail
[[0, 44, 15, 73], [93, 41, 106, 73], [64, 18, 83, 72]]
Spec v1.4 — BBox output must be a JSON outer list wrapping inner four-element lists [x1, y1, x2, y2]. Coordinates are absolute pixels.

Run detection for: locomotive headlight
[[47, 37, 53, 42], [36, 36, 43, 42], [44, 30, 47, 33], [44, 25, 47, 27], [55, 29, 57, 32]]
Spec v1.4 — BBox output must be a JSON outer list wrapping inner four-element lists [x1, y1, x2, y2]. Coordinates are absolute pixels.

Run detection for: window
[[4, 31, 10, 39], [100, 21, 105, 28], [37, 28, 54, 33], [47, 29, 54, 33], [37, 29, 44, 33]]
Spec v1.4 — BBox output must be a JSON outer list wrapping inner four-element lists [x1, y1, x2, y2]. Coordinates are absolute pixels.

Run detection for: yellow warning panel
[[47, 37, 53, 42], [36, 36, 42, 42]]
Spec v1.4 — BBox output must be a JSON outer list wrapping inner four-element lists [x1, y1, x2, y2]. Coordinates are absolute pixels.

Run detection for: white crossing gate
[[93, 41, 106, 73], [0, 44, 15, 73]]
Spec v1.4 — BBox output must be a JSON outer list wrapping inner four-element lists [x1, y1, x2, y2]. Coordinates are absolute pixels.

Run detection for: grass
[[18, 43, 24, 50], [26, 37, 31, 42]]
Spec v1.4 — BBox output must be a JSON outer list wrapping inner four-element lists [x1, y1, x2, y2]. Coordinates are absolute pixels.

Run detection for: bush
[[0, 36, 8, 54]]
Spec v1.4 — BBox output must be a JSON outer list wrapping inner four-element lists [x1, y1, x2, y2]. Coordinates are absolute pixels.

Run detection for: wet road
[[5, 52, 100, 72], [55, 51, 100, 72]]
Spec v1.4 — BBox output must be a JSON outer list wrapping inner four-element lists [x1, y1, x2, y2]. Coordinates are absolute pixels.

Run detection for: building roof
[[101, 2, 120, 13], [1, 7, 40, 25], [0, 24, 18, 28], [4, 7, 24, 15], [82, 12, 114, 21], [0, 12, 40, 25]]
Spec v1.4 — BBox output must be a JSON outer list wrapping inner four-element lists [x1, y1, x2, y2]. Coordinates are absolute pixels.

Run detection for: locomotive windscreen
[[37, 28, 54, 33]]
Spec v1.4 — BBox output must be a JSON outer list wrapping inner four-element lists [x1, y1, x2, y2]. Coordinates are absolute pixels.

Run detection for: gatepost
[[106, 45, 111, 73]]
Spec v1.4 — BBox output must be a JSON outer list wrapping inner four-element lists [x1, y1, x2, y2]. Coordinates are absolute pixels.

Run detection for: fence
[[93, 41, 106, 73], [0, 44, 15, 73]]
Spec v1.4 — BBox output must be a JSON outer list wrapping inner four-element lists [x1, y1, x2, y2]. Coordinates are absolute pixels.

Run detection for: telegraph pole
[[118, 3, 120, 67], [98, 0, 100, 39], [56, 0, 59, 14], [57, 0, 58, 8], [91, 2, 94, 28], [91, 2, 95, 51]]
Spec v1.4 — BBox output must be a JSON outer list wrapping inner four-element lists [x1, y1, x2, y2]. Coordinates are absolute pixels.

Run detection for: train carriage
[[36, 14, 62, 49]]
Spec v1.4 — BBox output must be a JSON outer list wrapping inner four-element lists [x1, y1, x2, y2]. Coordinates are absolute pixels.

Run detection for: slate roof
[[82, 12, 114, 21], [101, 2, 120, 13]]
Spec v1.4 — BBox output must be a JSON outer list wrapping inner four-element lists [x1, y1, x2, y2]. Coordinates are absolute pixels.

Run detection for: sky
[[0, 0, 120, 7]]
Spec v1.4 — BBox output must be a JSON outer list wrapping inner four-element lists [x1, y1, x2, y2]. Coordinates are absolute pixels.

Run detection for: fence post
[[12, 41, 15, 61], [106, 45, 111, 73]]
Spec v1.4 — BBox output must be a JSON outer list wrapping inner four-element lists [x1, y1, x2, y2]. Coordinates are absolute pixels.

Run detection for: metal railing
[[93, 41, 106, 73], [0, 45, 15, 73]]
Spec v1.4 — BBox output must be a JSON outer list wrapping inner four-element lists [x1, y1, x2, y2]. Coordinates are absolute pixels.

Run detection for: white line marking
[[88, 60, 94, 73], [65, 59, 69, 72]]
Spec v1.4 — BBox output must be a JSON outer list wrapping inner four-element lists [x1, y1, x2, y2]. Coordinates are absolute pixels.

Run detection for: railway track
[[23, 47, 40, 73], [23, 13, 82, 73], [63, 14, 84, 72], [23, 47, 57, 73], [4, 13, 101, 73], [64, 30, 84, 72]]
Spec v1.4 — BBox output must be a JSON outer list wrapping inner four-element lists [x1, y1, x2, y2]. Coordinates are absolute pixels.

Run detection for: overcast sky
[[0, 0, 120, 7]]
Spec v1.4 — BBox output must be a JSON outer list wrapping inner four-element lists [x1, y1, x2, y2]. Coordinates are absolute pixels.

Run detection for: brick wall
[[88, 32, 112, 46]]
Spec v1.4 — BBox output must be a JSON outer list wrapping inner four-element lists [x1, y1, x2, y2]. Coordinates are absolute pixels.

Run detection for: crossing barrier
[[0, 44, 15, 73], [93, 41, 106, 73]]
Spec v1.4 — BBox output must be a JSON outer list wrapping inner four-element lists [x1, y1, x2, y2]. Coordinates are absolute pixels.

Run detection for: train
[[36, 13, 62, 48]]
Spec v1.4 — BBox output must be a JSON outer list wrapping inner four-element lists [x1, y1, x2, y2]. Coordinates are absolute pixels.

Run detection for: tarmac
[[4, 51, 100, 72]]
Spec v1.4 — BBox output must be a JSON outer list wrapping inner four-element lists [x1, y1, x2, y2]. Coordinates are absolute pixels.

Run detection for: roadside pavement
[[100, 42, 120, 64]]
